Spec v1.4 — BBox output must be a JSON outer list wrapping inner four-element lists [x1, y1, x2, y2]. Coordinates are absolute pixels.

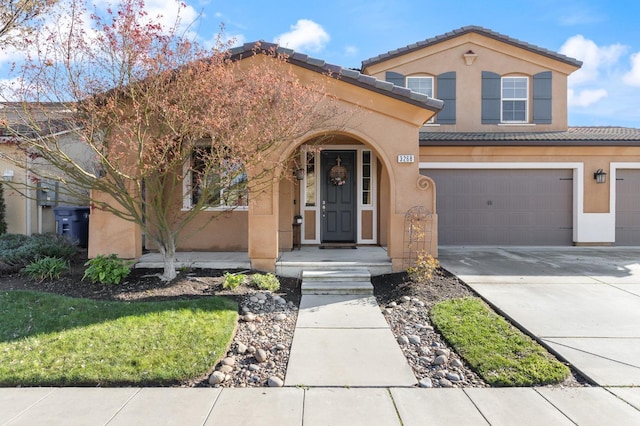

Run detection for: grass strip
[[0, 291, 237, 386], [430, 297, 570, 386]]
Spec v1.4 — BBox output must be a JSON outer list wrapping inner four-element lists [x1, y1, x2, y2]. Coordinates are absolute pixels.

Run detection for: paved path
[[285, 295, 416, 386], [2, 386, 640, 425], [439, 246, 640, 387]]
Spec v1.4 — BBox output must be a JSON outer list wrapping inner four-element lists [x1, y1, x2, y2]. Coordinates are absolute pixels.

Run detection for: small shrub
[[83, 254, 134, 286], [222, 272, 245, 290], [0, 233, 78, 274], [250, 273, 280, 292], [407, 250, 440, 282], [22, 257, 69, 282]]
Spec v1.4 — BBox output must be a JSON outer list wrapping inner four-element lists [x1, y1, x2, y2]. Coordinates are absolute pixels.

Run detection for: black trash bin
[[53, 206, 90, 247]]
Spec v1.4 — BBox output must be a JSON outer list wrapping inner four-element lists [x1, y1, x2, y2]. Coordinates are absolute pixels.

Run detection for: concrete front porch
[[135, 246, 393, 278]]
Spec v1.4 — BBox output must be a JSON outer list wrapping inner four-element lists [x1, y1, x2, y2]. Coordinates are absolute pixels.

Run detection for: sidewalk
[[2, 386, 640, 425]]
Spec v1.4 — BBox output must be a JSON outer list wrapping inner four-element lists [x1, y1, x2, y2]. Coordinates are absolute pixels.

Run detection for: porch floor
[[135, 246, 392, 277]]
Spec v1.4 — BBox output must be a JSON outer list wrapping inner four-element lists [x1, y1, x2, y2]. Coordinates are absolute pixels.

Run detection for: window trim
[[501, 75, 529, 123]]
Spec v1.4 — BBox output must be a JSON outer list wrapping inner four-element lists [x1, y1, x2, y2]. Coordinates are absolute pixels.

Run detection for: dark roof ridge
[[229, 41, 443, 113], [362, 25, 583, 69], [419, 126, 640, 144]]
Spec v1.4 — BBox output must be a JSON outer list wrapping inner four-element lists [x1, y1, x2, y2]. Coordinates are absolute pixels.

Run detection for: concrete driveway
[[438, 246, 640, 387]]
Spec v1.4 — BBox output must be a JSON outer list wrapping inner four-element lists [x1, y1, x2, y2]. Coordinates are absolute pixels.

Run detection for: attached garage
[[423, 169, 573, 245], [616, 169, 640, 245]]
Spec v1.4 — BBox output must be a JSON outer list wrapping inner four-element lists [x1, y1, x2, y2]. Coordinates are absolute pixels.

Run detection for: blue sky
[[3, 0, 640, 127]]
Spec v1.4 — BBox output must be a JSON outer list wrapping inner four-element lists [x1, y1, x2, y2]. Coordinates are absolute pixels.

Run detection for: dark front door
[[321, 150, 356, 242]]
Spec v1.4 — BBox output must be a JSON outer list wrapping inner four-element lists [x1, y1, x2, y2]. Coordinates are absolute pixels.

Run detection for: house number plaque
[[397, 154, 415, 163]]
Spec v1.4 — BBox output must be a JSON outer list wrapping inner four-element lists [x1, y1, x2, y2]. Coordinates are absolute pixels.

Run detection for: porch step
[[301, 269, 374, 295]]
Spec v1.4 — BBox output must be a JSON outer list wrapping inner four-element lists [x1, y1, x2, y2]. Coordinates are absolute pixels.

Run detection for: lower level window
[[190, 147, 248, 209]]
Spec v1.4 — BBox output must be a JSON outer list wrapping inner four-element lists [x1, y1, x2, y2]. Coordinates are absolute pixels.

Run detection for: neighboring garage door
[[424, 169, 573, 245], [616, 169, 640, 245]]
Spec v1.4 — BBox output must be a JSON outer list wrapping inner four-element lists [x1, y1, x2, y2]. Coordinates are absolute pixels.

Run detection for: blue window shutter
[[533, 71, 552, 124], [481, 71, 501, 124], [437, 72, 456, 124], [385, 71, 405, 86]]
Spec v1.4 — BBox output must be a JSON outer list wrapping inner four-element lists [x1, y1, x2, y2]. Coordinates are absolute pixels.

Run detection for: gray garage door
[[423, 169, 573, 245], [616, 169, 640, 245]]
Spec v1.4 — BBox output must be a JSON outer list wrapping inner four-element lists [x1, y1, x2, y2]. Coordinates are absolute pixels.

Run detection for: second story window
[[501, 76, 528, 122], [406, 76, 434, 97], [407, 76, 435, 123]]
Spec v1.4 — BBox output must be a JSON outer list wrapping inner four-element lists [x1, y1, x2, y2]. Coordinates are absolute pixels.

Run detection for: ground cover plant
[[0, 291, 237, 386], [0, 233, 77, 273], [430, 297, 571, 386]]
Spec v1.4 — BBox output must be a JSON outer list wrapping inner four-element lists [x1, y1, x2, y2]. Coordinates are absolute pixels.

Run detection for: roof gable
[[362, 26, 582, 70], [229, 42, 443, 114]]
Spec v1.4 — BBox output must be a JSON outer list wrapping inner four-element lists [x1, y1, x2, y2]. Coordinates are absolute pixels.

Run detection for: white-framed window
[[406, 76, 434, 97], [183, 146, 248, 210], [406, 76, 435, 123], [501, 76, 528, 123]]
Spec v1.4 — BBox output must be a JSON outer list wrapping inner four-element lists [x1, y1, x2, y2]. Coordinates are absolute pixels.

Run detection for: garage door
[[424, 169, 573, 245], [616, 169, 640, 245]]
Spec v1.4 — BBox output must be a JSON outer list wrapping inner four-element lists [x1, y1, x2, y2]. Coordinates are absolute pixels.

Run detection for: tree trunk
[[159, 238, 177, 281]]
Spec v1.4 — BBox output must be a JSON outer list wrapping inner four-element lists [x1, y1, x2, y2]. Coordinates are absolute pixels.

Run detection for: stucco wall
[[364, 32, 578, 132]]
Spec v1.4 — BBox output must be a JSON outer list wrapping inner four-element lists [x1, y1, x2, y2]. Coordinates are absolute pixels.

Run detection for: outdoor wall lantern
[[594, 169, 607, 184], [294, 168, 305, 180], [2, 169, 13, 182]]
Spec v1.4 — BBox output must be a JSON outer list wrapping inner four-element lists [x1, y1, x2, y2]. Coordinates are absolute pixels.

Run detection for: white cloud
[[623, 52, 640, 87], [567, 88, 608, 107], [344, 45, 358, 56], [274, 19, 329, 53], [560, 35, 627, 85]]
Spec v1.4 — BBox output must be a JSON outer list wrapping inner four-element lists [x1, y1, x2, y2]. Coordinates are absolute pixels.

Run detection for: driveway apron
[[438, 246, 640, 387]]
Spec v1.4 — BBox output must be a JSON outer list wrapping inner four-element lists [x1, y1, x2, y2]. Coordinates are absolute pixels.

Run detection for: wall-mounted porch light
[[294, 168, 305, 180], [594, 169, 607, 184]]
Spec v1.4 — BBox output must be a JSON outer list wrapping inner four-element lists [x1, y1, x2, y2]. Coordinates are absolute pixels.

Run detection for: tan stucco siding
[[365, 33, 578, 132]]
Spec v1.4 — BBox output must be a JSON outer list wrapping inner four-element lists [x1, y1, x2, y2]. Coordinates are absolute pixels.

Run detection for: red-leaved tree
[[6, 0, 339, 280]]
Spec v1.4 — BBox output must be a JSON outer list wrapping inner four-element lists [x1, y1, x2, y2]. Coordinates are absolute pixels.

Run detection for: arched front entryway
[[292, 136, 382, 247]]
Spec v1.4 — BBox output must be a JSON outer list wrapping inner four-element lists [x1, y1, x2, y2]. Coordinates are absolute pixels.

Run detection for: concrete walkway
[[3, 386, 640, 425], [439, 246, 640, 387], [285, 295, 416, 387]]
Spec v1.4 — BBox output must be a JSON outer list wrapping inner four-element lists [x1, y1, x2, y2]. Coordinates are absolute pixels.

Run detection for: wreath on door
[[328, 156, 347, 186]]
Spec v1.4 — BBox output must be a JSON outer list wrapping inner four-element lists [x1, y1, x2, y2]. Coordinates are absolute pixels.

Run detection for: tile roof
[[419, 127, 640, 146], [229, 42, 444, 113], [362, 26, 583, 69]]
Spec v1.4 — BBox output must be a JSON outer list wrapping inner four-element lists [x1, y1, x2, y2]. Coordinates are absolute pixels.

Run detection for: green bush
[[222, 272, 245, 290], [0, 233, 78, 274], [22, 257, 69, 282], [83, 254, 134, 286], [250, 273, 280, 292]]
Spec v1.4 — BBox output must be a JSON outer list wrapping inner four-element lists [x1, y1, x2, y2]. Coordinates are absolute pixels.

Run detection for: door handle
[[322, 200, 326, 218]]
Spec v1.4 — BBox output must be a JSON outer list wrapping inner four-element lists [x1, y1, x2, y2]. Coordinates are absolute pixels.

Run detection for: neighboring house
[[89, 26, 640, 271], [0, 103, 90, 236]]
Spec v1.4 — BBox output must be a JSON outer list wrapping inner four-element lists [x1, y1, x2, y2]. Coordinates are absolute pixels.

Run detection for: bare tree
[[4, 0, 339, 280], [0, 0, 55, 47]]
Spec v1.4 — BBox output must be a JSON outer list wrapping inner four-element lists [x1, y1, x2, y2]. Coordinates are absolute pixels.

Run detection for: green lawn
[[430, 297, 570, 387], [0, 291, 238, 386]]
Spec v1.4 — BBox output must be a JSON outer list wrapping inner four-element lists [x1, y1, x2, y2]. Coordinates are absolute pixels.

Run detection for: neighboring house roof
[[229, 42, 444, 113], [419, 127, 640, 146], [362, 25, 583, 69], [0, 103, 76, 140]]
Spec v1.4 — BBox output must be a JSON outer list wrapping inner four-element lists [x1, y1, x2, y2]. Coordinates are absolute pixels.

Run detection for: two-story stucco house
[[89, 26, 640, 272]]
